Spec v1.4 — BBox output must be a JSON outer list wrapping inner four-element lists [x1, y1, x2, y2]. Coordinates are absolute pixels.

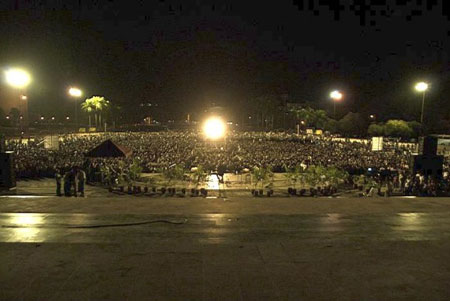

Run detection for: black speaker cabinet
[[0, 152, 16, 189], [412, 154, 443, 177], [418, 136, 438, 155], [0, 134, 5, 153]]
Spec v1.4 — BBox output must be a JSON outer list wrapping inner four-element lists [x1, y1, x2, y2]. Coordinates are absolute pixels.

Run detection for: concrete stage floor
[[1, 180, 450, 300]]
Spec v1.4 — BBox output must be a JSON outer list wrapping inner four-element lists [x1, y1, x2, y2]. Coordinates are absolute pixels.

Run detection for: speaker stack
[[0, 152, 16, 190], [412, 136, 443, 177]]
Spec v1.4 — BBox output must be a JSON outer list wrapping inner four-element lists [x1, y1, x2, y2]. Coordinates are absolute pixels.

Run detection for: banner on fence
[[372, 136, 383, 151]]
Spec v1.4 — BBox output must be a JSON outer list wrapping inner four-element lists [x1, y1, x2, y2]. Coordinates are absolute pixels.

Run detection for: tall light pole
[[68, 87, 83, 128], [330, 90, 343, 120], [4, 68, 32, 127], [415, 82, 428, 124]]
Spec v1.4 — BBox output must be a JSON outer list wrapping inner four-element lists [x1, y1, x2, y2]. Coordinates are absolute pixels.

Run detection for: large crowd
[[6, 131, 414, 175], [5, 130, 449, 196]]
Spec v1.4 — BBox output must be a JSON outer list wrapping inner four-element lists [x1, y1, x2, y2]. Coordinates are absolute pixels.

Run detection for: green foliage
[[284, 164, 306, 189], [82, 96, 110, 126], [190, 165, 208, 189], [368, 119, 420, 138], [161, 164, 186, 186], [251, 166, 274, 189], [368, 123, 385, 136], [407, 121, 421, 137], [291, 106, 330, 129], [324, 119, 338, 133], [338, 112, 367, 136], [303, 165, 348, 189], [128, 158, 143, 182], [384, 120, 413, 138]]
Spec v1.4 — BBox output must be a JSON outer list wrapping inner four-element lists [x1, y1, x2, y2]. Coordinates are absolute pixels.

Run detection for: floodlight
[[68, 87, 83, 97], [203, 117, 226, 140], [330, 90, 343, 100], [5, 68, 31, 88], [415, 82, 428, 92]]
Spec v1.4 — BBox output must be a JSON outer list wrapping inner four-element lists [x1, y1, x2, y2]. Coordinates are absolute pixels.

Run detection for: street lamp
[[5, 69, 31, 126], [4, 68, 31, 89], [330, 90, 343, 119], [68, 87, 83, 128], [415, 82, 429, 124]]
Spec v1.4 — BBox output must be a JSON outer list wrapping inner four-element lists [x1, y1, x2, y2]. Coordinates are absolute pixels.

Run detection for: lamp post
[[415, 82, 428, 124], [4, 68, 32, 127], [68, 87, 83, 129], [330, 90, 343, 120]]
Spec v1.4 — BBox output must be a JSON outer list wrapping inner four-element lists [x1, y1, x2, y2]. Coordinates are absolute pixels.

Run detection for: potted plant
[[190, 166, 208, 197]]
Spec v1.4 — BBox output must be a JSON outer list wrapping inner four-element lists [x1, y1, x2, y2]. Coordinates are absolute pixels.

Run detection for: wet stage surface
[[2, 212, 450, 300], [1, 212, 450, 243]]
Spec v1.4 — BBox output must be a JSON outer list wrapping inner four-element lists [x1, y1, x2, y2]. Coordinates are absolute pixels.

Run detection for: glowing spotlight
[[5, 68, 31, 88], [330, 90, 343, 101], [415, 82, 428, 92], [203, 117, 226, 140], [68, 87, 82, 97]]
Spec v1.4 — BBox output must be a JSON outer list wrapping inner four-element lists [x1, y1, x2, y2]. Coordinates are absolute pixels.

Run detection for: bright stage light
[[203, 117, 226, 140], [5, 68, 31, 88]]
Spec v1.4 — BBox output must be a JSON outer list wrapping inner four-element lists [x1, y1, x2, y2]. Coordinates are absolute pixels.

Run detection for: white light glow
[[68, 87, 82, 97], [203, 117, 226, 140], [330, 90, 343, 100], [5, 68, 31, 88], [415, 82, 428, 92]]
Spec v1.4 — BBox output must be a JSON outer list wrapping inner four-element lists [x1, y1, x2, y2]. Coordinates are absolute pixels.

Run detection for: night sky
[[0, 0, 449, 122]]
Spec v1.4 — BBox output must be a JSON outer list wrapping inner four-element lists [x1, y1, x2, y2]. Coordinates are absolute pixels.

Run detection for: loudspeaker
[[0, 152, 16, 189], [418, 136, 438, 155], [412, 154, 443, 177], [0, 134, 5, 153]]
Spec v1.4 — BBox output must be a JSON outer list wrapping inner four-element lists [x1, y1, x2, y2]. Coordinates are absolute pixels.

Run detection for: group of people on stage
[[55, 166, 86, 197]]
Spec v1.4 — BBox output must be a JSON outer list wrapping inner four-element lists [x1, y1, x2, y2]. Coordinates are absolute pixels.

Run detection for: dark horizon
[[0, 0, 449, 123]]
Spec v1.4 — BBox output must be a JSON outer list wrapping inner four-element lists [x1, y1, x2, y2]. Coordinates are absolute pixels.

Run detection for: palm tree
[[81, 99, 95, 127], [97, 98, 109, 126], [81, 96, 110, 127]]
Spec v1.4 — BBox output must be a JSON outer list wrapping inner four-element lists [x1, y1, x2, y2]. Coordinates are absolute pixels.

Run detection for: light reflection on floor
[[0, 195, 49, 198]]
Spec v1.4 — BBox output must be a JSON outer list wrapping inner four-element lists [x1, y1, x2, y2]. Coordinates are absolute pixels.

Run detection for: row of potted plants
[[111, 185, 209, 197], [102, 161, 349, 197]]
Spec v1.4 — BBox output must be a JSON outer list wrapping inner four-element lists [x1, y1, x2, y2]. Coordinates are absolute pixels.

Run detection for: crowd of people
[[6, 131, 413, 174], [4, 130, 448, 196]]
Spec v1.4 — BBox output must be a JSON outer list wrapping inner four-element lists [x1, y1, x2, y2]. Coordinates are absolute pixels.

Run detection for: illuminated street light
[[415, 82, 429, 124], [21, 95, 27, 100], [40, 116, 44, 120], [415, 82, 428, 92], [51, 116, 55, 121], [330, 90, 343, 100], [203, 117, 226, 140], [68, 87, 83, 128], [68, 87, 82, 97], [66, 116, 70, 120], [4, 68, 31, 88], [330, 90, 343, 119], [6, 116, 10, 120]]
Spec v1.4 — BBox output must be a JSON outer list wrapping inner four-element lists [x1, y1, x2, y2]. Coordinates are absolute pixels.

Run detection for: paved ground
[[1, 180, 450, 300]]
